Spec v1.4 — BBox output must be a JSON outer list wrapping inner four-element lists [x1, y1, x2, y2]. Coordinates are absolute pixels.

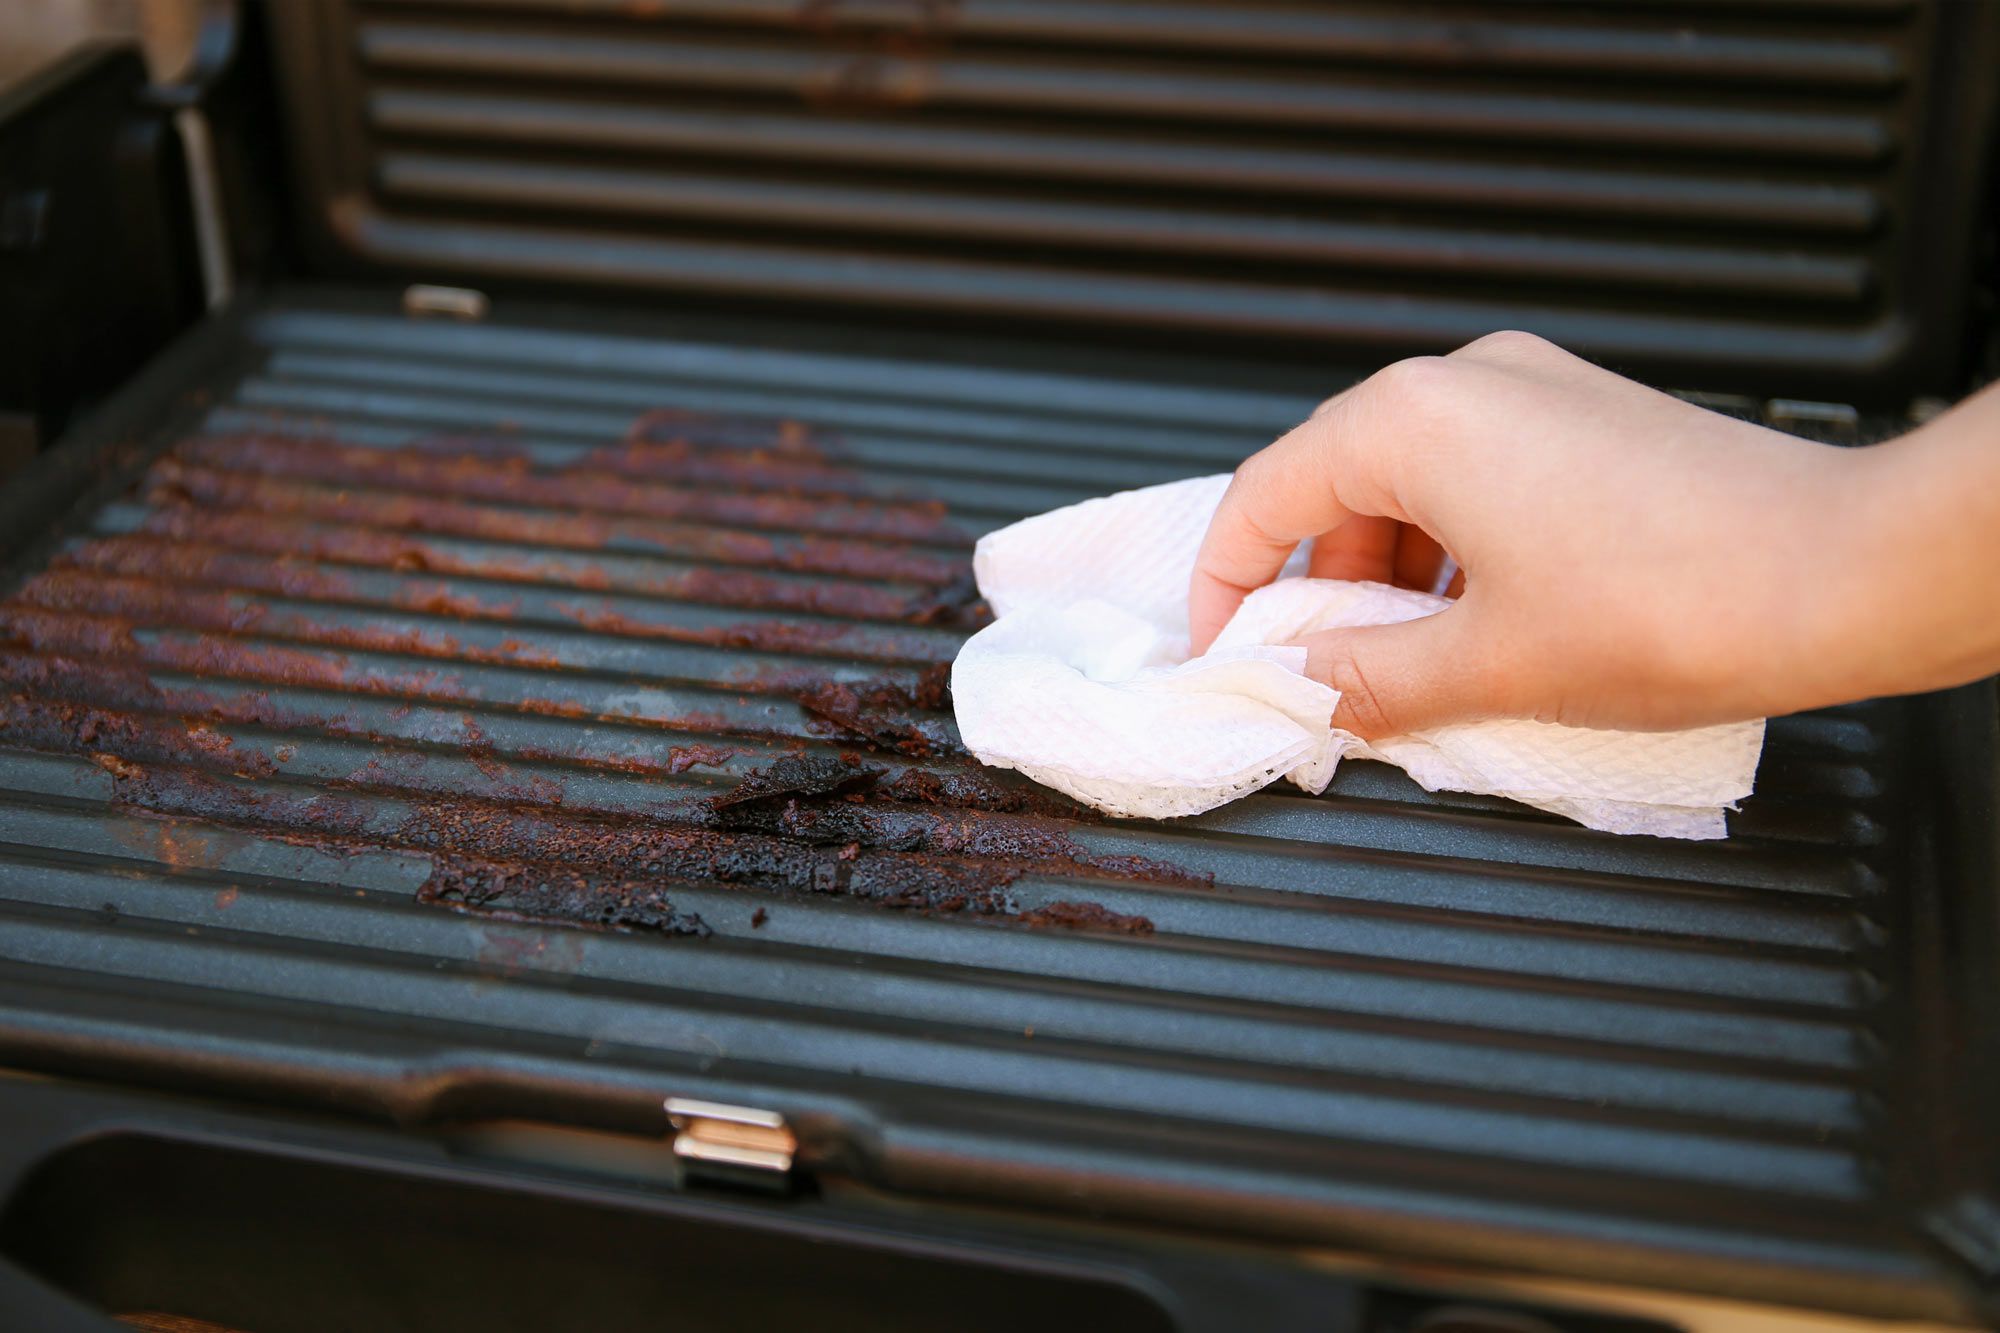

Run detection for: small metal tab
[[1762, 397, 1860, 441], [665, 1097, 797, 1191], [1927, 1193, 2000, 1283], [402, 284, 490, 320], [1669, 388, 1760, 419], [1908, 395, 1952, 425]]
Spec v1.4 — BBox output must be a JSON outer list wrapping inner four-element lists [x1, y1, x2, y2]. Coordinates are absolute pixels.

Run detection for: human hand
[[1188, 331, 1887, 739]]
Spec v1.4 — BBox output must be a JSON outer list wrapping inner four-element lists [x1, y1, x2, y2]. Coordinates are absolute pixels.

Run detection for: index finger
[[1188, 411, 1364, 653]]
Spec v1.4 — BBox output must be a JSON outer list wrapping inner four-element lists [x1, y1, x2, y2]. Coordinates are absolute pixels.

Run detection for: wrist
[[1804, 415, 2000, 708]]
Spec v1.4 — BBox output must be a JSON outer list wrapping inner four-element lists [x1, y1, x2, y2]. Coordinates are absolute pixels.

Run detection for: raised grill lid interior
[[267, 0, 1999, 403], [0, 294, 1994, 1324]]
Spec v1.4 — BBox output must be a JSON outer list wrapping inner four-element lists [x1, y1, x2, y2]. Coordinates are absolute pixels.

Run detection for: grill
[[4, 0, 1999, 1326], [0, 293, 1992, 1323]]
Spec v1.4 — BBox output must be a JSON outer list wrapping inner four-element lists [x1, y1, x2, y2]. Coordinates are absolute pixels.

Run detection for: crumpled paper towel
[[951, 474, 1763, 839]]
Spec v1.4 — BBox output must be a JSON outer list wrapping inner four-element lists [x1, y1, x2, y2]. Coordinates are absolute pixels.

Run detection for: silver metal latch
[[664, 1097, 797, 1192], [402, 284, 490, 320]]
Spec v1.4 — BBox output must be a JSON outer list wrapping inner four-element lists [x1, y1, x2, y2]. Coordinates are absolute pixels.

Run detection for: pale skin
[[1188, 330, 2000, 739]]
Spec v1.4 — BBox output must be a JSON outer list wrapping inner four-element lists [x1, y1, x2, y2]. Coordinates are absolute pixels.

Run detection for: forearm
[[1817, 381, 2000, 707]]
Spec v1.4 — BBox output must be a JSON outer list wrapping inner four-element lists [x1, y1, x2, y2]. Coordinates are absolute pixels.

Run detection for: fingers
[[1189, 381, 1412, 650], [1392, 528, 1448, 594], [1189, 430, 1355, 652], [1291, 605, 1499, 738], [1307, 515, 1399, 584], [1190, 342, 1508, 651], [1187, 511, 1296, 655], [1304, 520, 1448, 594]]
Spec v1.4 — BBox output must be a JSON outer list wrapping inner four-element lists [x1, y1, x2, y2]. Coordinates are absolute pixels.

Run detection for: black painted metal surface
[[0, 292, 1993, 1322], [261, 0, 2000, 405], [0, 45, 203, 455]]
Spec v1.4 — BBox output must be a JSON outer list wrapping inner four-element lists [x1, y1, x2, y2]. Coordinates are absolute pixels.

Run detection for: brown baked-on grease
[[0, 406, 1185, 943], [419, 856, 712, 938], [796, 663, 954, 756]]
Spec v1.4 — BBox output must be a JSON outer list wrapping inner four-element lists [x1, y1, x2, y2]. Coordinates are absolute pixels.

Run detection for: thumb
[[1290, 608, 1495, 740]]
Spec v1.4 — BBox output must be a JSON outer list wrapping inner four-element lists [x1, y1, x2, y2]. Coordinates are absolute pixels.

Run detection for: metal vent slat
[[374, 152, 1873, 303], [379, 0, 1910, 86], [355, 23, 1893, 160], [337, 211, 1910, 377], [366, 89, 1887, 234]]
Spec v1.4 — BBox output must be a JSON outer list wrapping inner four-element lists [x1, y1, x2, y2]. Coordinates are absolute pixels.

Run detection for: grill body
[[0, 292, 1995, 1325], [2, 0, 1998, 1326]]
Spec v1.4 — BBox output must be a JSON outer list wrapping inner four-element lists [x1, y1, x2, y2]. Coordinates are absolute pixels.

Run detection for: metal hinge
[[664, 1097, 797, 1193]]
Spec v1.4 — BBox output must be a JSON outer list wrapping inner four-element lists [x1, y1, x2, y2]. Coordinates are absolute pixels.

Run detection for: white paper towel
[[951, 474, 1764, 839]]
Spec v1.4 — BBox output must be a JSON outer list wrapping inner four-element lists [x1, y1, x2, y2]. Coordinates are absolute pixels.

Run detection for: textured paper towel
[[951, 474, 1763, 839]]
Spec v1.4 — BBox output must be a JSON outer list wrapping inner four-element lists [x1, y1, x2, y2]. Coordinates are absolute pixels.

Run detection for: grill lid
[[263, 0, 2000, 404], [0, 291, 1994, 1323]]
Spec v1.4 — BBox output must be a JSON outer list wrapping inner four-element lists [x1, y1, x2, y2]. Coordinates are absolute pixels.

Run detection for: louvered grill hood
[[269, 0, 1997, 404]]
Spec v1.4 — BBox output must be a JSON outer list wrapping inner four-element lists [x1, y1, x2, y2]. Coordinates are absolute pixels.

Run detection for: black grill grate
[[0, 295, 1982, 1320]]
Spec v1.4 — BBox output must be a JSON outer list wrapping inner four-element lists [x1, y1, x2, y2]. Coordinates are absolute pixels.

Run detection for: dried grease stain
[[0, 406, 1181, 944]]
